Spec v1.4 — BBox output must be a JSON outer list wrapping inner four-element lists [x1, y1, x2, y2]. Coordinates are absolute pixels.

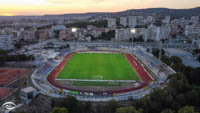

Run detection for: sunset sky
[[0, 0, 200, 16]]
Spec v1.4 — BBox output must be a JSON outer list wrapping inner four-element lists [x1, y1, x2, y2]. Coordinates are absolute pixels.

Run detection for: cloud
[[47, 0, 73, 4], [46, 0, 106, 4]]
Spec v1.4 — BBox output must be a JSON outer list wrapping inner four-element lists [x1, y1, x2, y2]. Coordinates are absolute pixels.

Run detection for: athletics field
[[56, 53, 139, 81]]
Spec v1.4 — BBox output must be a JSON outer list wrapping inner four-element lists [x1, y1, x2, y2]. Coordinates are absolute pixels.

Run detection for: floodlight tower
[[131, 28, 136, 47], [72, 28, 77, 50], [156, 27, 162, 85]]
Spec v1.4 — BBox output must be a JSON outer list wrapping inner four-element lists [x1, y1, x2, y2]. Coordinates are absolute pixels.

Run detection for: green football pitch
[[56, 53, 139, 80]]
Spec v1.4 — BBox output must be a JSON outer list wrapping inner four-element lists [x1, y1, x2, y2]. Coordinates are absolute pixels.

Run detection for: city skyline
[[0, 0, 200, 16]]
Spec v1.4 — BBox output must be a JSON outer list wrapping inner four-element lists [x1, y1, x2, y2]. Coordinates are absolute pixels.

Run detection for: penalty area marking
[[92, 75, 103, 80]]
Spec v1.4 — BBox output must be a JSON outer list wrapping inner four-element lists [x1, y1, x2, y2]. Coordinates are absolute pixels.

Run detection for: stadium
[[32, 45, 174, 101]]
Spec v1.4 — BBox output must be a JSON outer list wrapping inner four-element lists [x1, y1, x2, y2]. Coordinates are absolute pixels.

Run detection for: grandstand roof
[[21, 86, 36, 93], [164, 48, 200, 68], [47, 52, 59, 59], [164, 48, 193, 58]]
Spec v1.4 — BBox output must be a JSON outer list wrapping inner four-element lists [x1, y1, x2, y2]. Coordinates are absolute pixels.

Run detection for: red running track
[[47, 51, 154, 94], [125, 54, 153, 83]]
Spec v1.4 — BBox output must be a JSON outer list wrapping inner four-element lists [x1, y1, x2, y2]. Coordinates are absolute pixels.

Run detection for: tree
[[197, 56, 200, 62], [170, 56, 182, 64], [168, 73, 191, 94], [63, 96, 78, 113], [100, 30, 115, 40], [185, 89, 200, 106], [116, 106, 142, 113], [11, 110, 28, 113], [152, 49, 165, 58], [192, 49, 200, 55], [65, 20, 107, 28], [84, 101, 92, 113], [51, 107, 68, 113], [0, 54, 6, 65], [175, 93, 186, 105], [0, 49, 8, 65], [171, 62, 185, 72], [95, 103, 106, 113], [178, 106, 196, 113], [147, 88, 175, 113], [15, 41, 23, 49], [133, 35, 144, 42], [182, 66, 193, 81], [0, 49, 8, 56], [161, 109, 174, 113], [154, 19, 162, 26], [105, 100, 119, 113], [190, 67, 200, 85], [77, 101, 92, 113]]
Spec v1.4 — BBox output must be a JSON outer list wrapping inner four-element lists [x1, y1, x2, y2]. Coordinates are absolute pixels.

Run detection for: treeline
[[21, 95, 198, 113], [96, 30, 115, 41], [49, 96, 144, 113], [192, 49, 200, 62], [152, 49, 200, 85], [129, 36, 144, 42], [133, 49, 200, 113], [65, 20, 107, 28], [0, 49, 35, 65], [16, 95, 199, 113]]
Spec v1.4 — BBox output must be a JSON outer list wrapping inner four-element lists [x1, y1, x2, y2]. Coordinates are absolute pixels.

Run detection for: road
[[65, 41, 197, 50], [10, 39, 197, 55]]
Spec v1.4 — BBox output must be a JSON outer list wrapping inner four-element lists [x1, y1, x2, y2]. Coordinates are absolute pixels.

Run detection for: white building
[[156, 27, 161, 41], [107, 18, 116, 28], [115, 28, 132, 41], [185, 25, 200, 39], [146, 16, 155, 24], [115, 29, 126, 41], [120, 17, 127, 27], [21, 86, 37, 105], [48, 30, 55, 38], [147, 25, 170, 41], [134, 28, 148, 41], [162, 16, 171, 25], [160, 25, 171, 40], [0, 35, 13, 50], [144, 29, 148, 42], [147, 25, 158, 41], [56, 19, 65, 25], [136, 16, 146, 26], [191, 16, 199, 24], [128, 16, 137, 28], [21, 30, 36, 40]]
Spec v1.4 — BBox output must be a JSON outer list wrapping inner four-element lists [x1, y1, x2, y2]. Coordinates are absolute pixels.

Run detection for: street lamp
[[72, 28, 77, 33], [131, 28, 136, 47], [156, 41, 162, 86], [72, 28, 77, 49]]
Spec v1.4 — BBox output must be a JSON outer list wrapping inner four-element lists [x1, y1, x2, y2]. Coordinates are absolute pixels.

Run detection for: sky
[[0, 0, 200, 16]]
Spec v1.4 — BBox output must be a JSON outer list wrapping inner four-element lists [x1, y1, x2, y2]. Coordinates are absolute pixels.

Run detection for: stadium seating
[[41, 66, 54, 75]]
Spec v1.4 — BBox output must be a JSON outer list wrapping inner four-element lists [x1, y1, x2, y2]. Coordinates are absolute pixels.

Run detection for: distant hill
[[43, 7, 200, 19], [122, 7, 200, 18], [0, 7, 200, 19]]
